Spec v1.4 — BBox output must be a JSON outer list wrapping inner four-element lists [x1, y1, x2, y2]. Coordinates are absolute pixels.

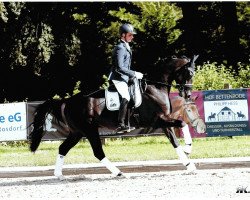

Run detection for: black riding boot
[[117, 98, 130, 133]]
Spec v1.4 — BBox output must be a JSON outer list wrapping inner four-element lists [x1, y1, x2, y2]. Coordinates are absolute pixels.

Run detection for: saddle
[[105, 78, 142, 111]]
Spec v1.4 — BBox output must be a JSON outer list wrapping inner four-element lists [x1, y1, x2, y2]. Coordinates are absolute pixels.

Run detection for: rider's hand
[[135, 71, 143, 79]]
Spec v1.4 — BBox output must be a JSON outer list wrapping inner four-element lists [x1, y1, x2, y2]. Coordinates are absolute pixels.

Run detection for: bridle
[[173, 60, 195, 99], [183, 101, 202, 129]]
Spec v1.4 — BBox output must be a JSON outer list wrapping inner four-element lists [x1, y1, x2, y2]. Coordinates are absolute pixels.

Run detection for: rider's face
[[123, 33, 134, 43]]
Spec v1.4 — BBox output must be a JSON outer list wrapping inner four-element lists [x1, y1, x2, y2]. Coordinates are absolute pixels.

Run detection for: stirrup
[[128, 126, 135, 131], [116, 125, 130, 134]]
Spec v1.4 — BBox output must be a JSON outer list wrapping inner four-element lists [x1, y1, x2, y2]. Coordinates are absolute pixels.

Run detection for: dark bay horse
[[29, 55, 200, 179]]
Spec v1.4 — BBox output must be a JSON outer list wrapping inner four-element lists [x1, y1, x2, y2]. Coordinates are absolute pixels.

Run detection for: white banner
[[0, 102, 27, 141], [204, 99, 248, 122]]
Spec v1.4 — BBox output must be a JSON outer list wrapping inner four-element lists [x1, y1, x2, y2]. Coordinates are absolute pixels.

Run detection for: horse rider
[[109, 23, 144, 133]]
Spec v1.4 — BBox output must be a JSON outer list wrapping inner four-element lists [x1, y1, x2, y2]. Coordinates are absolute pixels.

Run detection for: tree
[[221, 2, 240, 72], [105, 2, 183, 73]]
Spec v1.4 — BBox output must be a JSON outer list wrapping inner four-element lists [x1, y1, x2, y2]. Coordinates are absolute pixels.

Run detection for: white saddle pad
[[105, 78, 142, 111], [105, 90, 120, 111]]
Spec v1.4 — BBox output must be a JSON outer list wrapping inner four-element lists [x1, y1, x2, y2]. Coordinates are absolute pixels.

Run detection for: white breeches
[[112, 80, 130, 101]]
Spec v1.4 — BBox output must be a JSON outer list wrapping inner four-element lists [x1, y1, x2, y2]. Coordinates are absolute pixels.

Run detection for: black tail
[[29, 99, 54, 152]]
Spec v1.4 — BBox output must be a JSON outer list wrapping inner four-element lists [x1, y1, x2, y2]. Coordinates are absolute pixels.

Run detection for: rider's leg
[[118, 98, 129, 127], [112, 80, 132, 133]]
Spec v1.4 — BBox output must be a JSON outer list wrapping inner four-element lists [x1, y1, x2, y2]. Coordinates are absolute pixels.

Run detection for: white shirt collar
[[121, 39, 131, 51]]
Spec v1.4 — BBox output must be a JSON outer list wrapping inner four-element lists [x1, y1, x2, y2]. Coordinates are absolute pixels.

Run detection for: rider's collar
[[121, 39, 131, 51]]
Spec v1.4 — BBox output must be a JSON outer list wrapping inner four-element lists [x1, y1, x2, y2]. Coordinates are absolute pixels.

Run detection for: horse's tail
[[29, 99, 55, 152]]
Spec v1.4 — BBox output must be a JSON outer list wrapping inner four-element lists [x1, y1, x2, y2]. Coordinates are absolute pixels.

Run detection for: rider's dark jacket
[[109, 40, 136, 83]]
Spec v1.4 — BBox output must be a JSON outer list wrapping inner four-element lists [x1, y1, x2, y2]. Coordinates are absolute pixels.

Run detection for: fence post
[[223, 84, 233, 139], [224, 83, 232, 89], [101, 138, 106, 145]]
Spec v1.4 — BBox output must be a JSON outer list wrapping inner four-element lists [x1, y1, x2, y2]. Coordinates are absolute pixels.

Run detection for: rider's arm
[[115, 45, 135, 78]]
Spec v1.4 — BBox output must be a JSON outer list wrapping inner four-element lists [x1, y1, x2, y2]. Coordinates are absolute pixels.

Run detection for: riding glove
[[135, 71, 143, 79]]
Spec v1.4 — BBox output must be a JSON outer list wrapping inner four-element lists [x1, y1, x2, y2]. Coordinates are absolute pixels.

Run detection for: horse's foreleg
[[164, 127, 196, 171], [181, 124, 192, 155], [86, 126, 122, 176], [101, 157, 122, 176], [54, 132, 82, 180], [54, 154, 65, 180]]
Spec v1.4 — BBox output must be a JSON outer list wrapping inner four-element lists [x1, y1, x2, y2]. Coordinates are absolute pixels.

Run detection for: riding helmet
[[119, 23, 137, 35]]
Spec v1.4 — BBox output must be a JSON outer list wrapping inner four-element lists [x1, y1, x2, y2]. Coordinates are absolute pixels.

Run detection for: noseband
[[183, 102, 202, 128]]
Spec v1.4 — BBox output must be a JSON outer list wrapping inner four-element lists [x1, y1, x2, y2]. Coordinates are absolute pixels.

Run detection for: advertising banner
[[203, 89, 249, 137], [0, 102, 27, 141]]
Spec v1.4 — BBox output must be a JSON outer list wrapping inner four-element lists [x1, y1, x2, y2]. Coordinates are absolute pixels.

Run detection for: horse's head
[[182, 96, 206, 134], [172, 55, 199, 100], [170, 95, 206, 134]]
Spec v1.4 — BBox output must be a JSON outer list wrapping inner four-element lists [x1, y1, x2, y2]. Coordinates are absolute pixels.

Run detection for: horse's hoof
[[116, 172, 125, 178], [117, 172, 123, 176], [186, 162, 196, 172], [57, 175, 66, 181]]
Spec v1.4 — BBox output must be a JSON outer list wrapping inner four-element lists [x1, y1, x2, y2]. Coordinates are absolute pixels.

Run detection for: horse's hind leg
[[54, 132, 82, 179], [85, 125, 122, 176], [164, 127, 196, 171]]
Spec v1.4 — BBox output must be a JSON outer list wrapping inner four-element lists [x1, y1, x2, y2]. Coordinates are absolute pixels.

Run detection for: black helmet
[[119, 23, 137, 35]]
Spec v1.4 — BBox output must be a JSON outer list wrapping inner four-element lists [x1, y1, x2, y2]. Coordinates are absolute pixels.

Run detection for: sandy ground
[[0, 168, 249, 200]]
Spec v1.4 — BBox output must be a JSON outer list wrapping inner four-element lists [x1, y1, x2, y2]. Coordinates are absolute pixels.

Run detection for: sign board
[[0, 102, 27, 141], [203, 89, 249, 136], [170, 89, 250, 138]]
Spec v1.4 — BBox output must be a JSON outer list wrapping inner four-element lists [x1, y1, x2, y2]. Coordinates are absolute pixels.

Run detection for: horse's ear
[[192, 55, 199, 63]]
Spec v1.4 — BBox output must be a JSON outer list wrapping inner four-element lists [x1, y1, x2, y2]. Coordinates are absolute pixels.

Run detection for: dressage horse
[[29, 55, 200, 179]]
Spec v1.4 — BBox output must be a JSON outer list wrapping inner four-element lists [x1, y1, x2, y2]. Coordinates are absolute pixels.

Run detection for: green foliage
[[237, 2, 250, 50], [100, 75, 109, 90], [64, 31, 81, 67], [0, 2, 8, 22], [73, 80, 81, 95], [133, 2, 182, 44], [103, 2, 182, 65], [236, 63, 250, 88], [193, 62, 236, 90], [38, 23, 55, 64], [193, 62, 250, 90]]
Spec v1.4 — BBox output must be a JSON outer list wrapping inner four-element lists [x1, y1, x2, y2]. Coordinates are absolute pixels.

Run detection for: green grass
[[0, 136, 249, 167]]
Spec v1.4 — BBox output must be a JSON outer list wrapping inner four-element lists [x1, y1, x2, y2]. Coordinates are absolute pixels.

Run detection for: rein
[[142, 78, 193, 89]]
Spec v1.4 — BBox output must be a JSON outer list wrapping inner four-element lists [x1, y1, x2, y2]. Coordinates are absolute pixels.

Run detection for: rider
[[109, 23, 143, 133]]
